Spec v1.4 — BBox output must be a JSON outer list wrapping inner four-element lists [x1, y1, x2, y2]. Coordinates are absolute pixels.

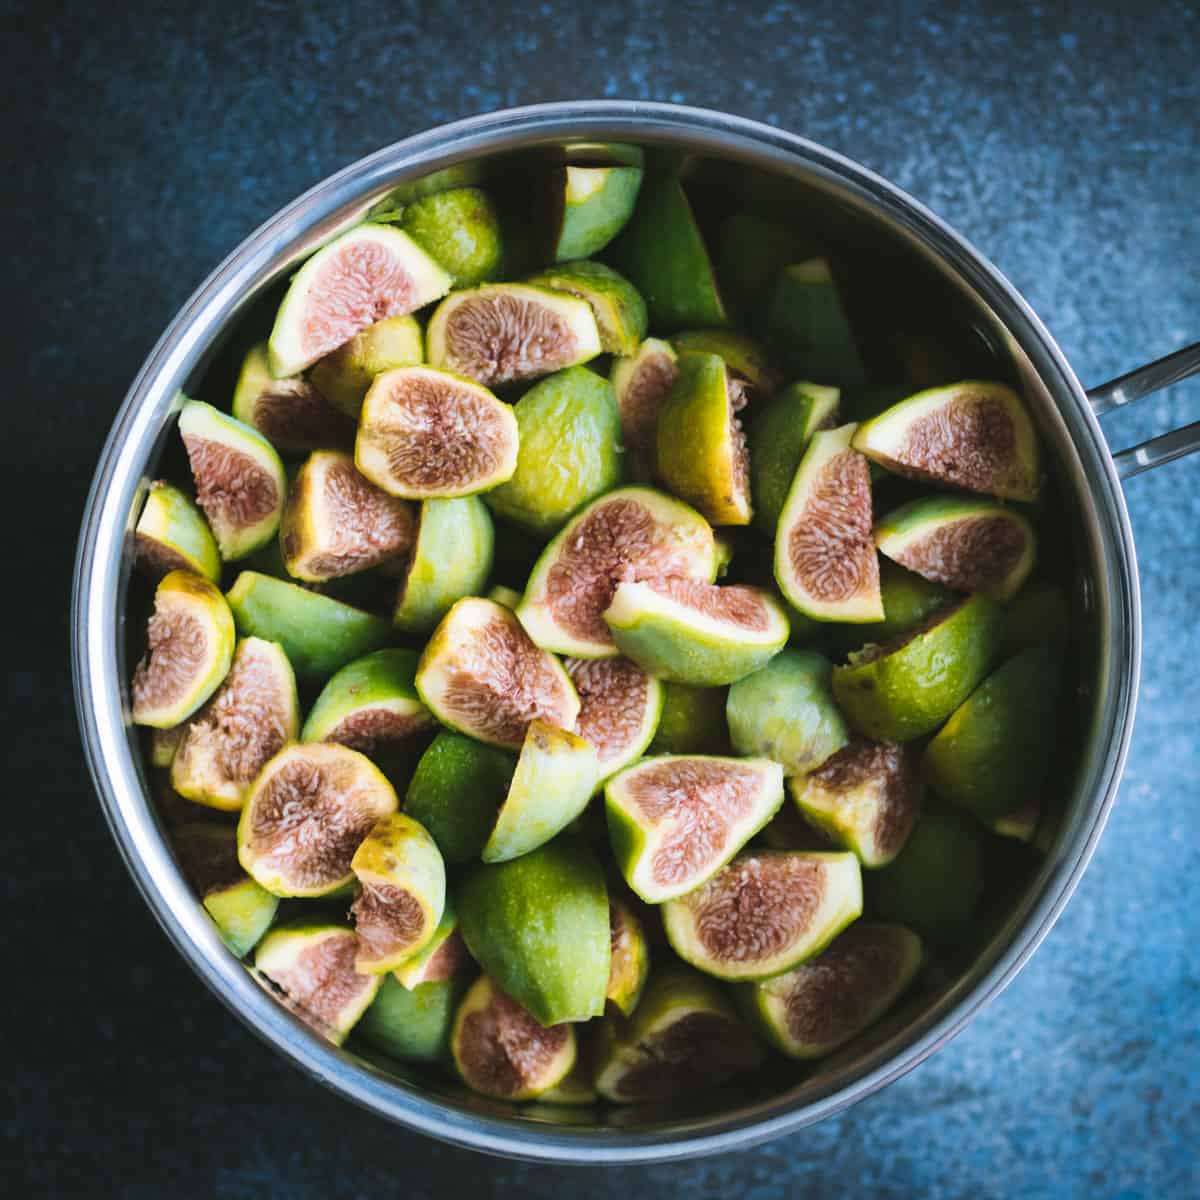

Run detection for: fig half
[[744, 922, 923, 1059], [268, 223, 451, 377], [726, 648, 850, 778], [605, 755, 784, 904], [552, 165, 643, 261], [135, 480, 221, 583], [789, 737, 922, 867], [131, 570, 236, 728], [765, 258, 866, 385], [392, 895, 470, 989], [451, 974, 576, 1101], [832, 594, 1003, 742], [594, 966, 762, 1103], [179, 400, 288, 562], [171, 636, 300, 811], [400, 186, 504, 288], [254, 923, 381, 1045], [671, 329, 781, 395], [280, 450, 415, 582], [415, 597, 580, 751], [655, 351, 753, 526], [852, 381, 1041, 501], [355, 366, 519, 500], [774, 423, 883, 623], [662, 850, 863, 981], [604, 578, 789, 686], [308, 314, 425, 417], [566, 656, 663, 782], [528, 259, 647, 356], [357, 974, 463, 1064], [301, 647, 434, 756], [231, 342, 355, 454], [225, 571, 389, 681], [457, 838, 611, 1025], [350, 812, 446, 974], [517, 486, 718, 659], [606, 896, 651, 1018], [609, 337, 679, 481], [237, 742, 398, 897], [425, 283, 602, 388], [874, 495, 1036, 602]]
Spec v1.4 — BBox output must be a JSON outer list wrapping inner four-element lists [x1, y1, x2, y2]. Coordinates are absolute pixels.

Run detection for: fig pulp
[[237, 742, 398, 897], [517, 486, 718, 659], [605, 755, 784, 904], [606, 896, 651, 1018], [609, 337, 679, 481], [391, 895, 470, 989], [566, 656, 663, 781], [135, 480, 221, 583], [355, 366, 519, 499], [131, 570, 236, 729], [414, 597, 580, 750], [268, 223, 451, 377], [662, 850, 863, 980], [308, 315, 425, 417], [171, 636, 300, 811]]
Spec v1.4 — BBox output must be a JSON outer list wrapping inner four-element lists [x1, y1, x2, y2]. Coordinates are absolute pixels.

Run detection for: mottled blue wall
[[9, 0, 1197, 1195]]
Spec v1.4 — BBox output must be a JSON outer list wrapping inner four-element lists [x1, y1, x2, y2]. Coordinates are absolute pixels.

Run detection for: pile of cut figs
[[128, 155, 1070, 1107]]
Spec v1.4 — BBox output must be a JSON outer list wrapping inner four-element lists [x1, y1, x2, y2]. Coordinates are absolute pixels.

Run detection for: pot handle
[[1086, 341, 1200, 479]]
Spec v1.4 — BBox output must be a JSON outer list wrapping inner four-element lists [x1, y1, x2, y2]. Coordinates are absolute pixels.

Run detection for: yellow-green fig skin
[[134, 480, 222, 583], [308, 315, 425, 418]]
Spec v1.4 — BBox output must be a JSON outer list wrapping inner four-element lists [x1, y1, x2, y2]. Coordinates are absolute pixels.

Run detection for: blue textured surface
[[6, 0, 1198, 1195]]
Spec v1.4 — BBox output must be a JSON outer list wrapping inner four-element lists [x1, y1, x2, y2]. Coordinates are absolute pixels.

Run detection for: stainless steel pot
[[71, 101, 1200, 1164]]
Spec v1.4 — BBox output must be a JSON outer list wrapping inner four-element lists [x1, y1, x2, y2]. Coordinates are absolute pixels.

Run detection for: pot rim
[[72, 100, 1140, 1164]]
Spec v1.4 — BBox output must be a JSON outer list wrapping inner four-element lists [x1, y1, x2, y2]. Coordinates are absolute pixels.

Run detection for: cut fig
[[605, 578, 789, 686], [851, 381, 1041, 501], [175, 823, 279, 957], [483, 720, 599, 863], [457, 838, 611, 1025], [487, 584, 522, 610], [357, 973, 462, 1064], [254, 923, 381, 1045], [131, 570, 236, 728], [789, 737, 922, 867], [661, 849, 863, 980], [425, 283, 602, 388], [350, 812, 446, 973], [237, 742, 398, 897], [825, 559, 951, 657], [608, 173, 727, 330], [268, 223, 451, 378], [552, 165, 643, 261], [774, 423, 883, 623], [529, 259, 647, 357], [231, 342, 355, 454], [594, 966, 762, 1103], [607, 896, 651, 1018], [649, 681, 729, 755], [404, 731, 516, 864], [414, 597, 579, 750], [923, 645, 1062, 822], [609, 337, 679, 481], [567, 656, 663, 781], [655, 351, 752, 526], [179, 400, 287, 561], [672, 329, 781, 395], [765, 258, 866, 386], [301, 647, 434, 755], [355, 365, 518, 500], [745, 922, 923, 1059], [391, 895, 471, 989], [451, 974, 576, 1101], [135, 480, 221, 583], [605, 755, 784, 904], [517, 486, 718, 659], [148, 723, 185, 767], [832, 594, 1003, 742], [871, 805, 984, 944], [400, 186, 504, 288], [171, 636, 300, 811], [747, 381, 840, 536], [875, 495, 1036, 602], [280, 450, 415, 581], [726, 648, 850, 776], [308, 314, 425, 417], [225, 571, 389, 681], [483, 365, 623, 535], [393, 495, 494, 634]]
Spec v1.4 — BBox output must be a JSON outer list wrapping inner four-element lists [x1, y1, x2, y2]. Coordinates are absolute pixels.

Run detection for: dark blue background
[[7, 1, 1197, 1195]]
